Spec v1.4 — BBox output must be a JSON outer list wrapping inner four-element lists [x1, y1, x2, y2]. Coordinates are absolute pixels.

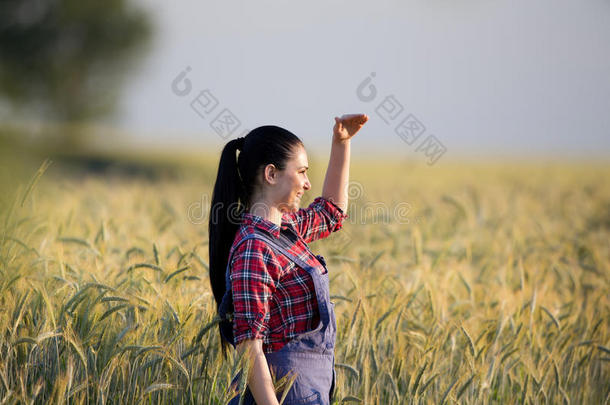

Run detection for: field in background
[[0, 149, 608, 404]]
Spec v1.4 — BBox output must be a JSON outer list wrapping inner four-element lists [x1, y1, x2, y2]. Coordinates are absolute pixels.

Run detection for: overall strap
[[230, 229, 319, 282]]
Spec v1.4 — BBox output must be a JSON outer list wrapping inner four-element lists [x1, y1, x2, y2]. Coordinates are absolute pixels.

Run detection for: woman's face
[[273, 146, 311, 213]]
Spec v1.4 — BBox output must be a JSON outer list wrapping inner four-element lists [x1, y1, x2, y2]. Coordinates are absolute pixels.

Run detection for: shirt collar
[[241, 212, 291, 239]]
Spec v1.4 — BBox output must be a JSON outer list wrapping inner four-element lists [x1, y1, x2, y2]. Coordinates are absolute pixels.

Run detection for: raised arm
[[321, 114, 369, 212], [282, 114, 368, 243]]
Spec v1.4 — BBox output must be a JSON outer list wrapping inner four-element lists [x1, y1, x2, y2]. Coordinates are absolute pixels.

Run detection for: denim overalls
[[219, 228, 337, 405]]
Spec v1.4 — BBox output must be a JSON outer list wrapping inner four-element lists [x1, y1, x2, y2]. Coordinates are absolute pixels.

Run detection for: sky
[[111, 0, 610, 160]]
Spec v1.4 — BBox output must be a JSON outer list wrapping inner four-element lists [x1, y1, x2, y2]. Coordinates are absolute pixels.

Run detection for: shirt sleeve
[[229, 237, 281, 345], [283, 196, 349, 244]]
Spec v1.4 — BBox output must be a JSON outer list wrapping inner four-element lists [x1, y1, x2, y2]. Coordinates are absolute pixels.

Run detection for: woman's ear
[[263, 163, 278, 185]]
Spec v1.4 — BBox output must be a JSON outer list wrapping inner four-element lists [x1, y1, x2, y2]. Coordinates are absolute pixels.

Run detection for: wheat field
[[0, 154, 608, 404]]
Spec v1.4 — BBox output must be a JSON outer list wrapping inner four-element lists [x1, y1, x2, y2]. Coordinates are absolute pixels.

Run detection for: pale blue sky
[[112, 0, 610, 160]]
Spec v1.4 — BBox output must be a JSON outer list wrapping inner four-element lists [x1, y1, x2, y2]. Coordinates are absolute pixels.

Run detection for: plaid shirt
[[228, 196, 348, 353]]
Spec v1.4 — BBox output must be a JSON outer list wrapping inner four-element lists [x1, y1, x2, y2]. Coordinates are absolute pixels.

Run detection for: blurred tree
[[0, 0, 152, 146]]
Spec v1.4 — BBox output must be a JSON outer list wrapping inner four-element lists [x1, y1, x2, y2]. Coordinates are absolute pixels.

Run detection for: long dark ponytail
[[208, 125, 304, 357]]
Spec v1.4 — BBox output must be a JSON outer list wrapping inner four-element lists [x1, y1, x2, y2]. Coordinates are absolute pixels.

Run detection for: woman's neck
[[248, 199, 283, 227]]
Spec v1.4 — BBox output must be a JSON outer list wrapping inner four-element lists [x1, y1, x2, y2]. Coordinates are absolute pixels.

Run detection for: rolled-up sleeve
[[283, 196, 349, 243], [230, 238, 280, 345]]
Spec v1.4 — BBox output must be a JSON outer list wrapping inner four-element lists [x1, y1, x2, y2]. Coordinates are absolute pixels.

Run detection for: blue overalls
[[218, 228, 337, 405]]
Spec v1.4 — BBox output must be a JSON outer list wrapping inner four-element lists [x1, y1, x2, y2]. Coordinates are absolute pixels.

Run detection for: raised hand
[[333, 114, 369, 143]]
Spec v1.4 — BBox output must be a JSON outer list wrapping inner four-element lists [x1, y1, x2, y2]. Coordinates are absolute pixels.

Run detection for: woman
[[208, 114, 368, 405]]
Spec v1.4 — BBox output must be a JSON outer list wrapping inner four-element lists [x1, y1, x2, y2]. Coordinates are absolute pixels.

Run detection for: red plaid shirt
[[228, 196, 348, 353]]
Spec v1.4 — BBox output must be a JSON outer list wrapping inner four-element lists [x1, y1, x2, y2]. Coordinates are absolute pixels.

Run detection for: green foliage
[[0, 0, 152, 145]]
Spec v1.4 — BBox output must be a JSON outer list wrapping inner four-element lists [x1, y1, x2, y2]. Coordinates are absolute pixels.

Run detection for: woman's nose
[[304, 177, 311, 190]]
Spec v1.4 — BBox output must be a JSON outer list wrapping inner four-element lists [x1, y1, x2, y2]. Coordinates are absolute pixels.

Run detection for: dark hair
[[208, 125, 304, 358]]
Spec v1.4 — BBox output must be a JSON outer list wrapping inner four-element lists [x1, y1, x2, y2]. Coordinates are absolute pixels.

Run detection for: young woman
[[208, 114, 368, 405]]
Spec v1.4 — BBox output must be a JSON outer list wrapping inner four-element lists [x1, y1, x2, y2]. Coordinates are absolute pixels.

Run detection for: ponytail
[[208, 137, 245, 358]]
